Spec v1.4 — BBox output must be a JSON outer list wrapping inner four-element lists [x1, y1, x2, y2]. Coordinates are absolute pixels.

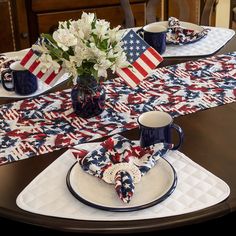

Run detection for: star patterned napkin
[[71, 135, 172, 203], [166, 17, 209, 45], [0, 54, 16, 81]]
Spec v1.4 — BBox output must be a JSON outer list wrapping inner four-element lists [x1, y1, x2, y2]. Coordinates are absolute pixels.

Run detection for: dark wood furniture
[[120, 0, 162, 28], [0, 0, 149, 52], [1, 0, 212, 53], [0, 32, 236, 234], [121, 0, 217, 29], [0, 0, 15, 52], [200, 0, 217, 26]]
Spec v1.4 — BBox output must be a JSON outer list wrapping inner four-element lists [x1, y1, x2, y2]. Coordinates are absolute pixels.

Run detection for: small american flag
[[117, 29, 163, 88], [20, 49, 64, 86]]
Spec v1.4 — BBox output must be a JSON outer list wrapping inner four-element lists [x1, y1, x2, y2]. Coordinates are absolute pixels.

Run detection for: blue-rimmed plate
[[66, 158, 177, 212]]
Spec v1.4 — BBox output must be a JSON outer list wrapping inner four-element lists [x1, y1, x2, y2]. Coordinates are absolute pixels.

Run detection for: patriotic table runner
[[1, 52, 236, 165]]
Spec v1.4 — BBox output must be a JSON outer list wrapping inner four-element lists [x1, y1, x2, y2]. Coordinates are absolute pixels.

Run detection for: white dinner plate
[[66, 158, 177, 212]]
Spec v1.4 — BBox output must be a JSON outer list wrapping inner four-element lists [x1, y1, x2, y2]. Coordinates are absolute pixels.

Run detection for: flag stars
[[130, 34, 134, 38], [130, 40, 134, 44], [129, 46, 134, 50], [136, 46, 140, 50], [136, 40, 140, 44], [142, 46, 146, 50], [129, 52, 133, 56], [124, 40, 128, 44]]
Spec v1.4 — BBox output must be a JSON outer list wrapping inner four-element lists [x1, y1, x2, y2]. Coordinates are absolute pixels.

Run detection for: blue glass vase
[[71, 75, 106, 118]]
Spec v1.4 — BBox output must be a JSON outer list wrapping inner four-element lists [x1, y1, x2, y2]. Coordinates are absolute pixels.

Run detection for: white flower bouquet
[[33, 12, 128, 85]]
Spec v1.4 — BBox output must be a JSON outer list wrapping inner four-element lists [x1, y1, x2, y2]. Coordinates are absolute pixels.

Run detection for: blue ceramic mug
[[137, 23, 167, 54], [1, 61, 38, 95], [138, 111, 184, 150]]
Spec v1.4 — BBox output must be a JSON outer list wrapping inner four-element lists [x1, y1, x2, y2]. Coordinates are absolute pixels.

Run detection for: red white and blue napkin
[[71, 135, 172, 203], [0, 54, 16, 81], [167, 17, 209, 45]]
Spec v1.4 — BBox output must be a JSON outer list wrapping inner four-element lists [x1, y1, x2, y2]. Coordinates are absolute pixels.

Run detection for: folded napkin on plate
[[0, 54, 16, 81], [71, 134, 172, 203], [167, 17, 209, 45]]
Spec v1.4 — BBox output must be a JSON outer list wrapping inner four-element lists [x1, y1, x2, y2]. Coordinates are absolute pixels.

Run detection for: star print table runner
[[1, 52, 236, 165]]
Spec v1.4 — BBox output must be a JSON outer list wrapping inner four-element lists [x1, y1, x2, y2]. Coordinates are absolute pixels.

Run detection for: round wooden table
[[0, 33, 236, 234]]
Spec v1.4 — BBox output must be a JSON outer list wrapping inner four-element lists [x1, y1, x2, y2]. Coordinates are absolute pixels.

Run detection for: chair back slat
[[120, 0, 135, 28], [146, 0, 161, 24], [120, 0, 217, 28], [200, 0, 217, 26]]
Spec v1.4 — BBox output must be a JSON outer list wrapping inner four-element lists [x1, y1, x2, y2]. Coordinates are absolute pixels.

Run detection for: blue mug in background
[[137, 23, 167, 54], [1, 61, 38, 95], [138, 111, 184, 150]]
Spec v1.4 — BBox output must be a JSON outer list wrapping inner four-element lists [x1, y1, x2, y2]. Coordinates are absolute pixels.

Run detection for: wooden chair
[[232, 0, 236, 22], [120, 0, 161, 28], [120, 0, 217, 28], [200, 0, 217, 26]]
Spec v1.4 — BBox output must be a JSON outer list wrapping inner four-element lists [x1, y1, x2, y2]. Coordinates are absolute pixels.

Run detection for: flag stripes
[[117, 30, 163, 88], [20, 49, 64, 86]]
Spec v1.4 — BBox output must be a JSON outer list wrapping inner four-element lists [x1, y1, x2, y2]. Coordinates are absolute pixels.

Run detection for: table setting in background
[[0, 50, 69, 98], [0, 12, 236, 231]]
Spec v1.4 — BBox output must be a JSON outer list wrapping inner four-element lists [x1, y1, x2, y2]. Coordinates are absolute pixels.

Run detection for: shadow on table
[[0, 213, 235, 235]]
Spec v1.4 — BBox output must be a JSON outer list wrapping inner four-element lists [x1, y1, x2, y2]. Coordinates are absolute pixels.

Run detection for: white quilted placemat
[[162, 27, 235, 57], [16, 142, 230, 221], [0, 74, 68, 98]]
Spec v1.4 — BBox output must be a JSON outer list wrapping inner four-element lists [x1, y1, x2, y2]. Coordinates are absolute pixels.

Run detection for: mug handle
[[171, 124, 184, 150], [1, 68, 14, 91], [136, 28, 144, 38]]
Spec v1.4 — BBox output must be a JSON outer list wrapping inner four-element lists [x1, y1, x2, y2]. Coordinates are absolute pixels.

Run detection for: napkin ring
[[103, 163, 141, 184]]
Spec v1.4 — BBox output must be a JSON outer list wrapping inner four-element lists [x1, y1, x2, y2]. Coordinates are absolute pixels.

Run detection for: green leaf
[[91, 68, 98, 79], [108, 57, 116, 62], [62, 52, 70, 61], [41, 33, 57, 45], [92, 33, 99, 45], [112, 41, 118, 48], [91, 15, 97, 29], [67, 20, 71, 28], [67, 47, 74, 56], [100, 38, 109, 51], [45, 44, 63, 59], [77, 67, 85, 75]]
